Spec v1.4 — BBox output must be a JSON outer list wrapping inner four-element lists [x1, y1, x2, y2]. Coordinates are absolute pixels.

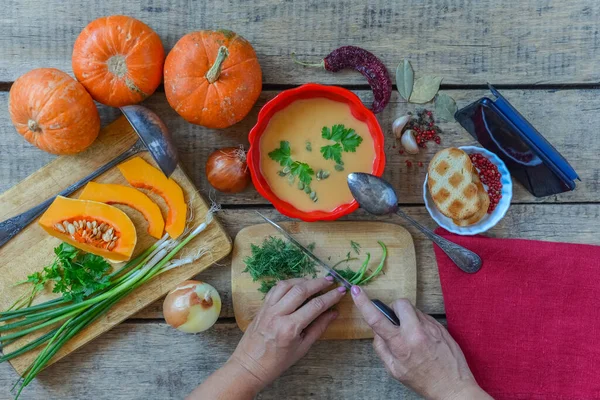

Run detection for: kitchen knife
[[256, 211, 400, 326]]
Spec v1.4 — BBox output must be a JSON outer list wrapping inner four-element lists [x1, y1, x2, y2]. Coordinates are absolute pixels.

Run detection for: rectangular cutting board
[[0, 116, 232, 375], [231, 221, 416, 339]]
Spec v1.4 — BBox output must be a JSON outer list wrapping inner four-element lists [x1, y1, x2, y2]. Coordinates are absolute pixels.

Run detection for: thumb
[[350, 285, 400, 341]]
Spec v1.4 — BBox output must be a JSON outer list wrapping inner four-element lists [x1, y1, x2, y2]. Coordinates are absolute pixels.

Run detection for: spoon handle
[[0, 141, 145, 249], [395, 209, 482, 274]]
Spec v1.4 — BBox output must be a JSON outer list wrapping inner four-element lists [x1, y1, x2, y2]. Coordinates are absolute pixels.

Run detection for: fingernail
[[337, 286, 347, 293], [325, 275, 334, 282], [351, 285, 361, 296]]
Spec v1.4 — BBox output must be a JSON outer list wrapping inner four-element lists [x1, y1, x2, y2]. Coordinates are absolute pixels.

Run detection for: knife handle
[[372, 299, 400, 326]]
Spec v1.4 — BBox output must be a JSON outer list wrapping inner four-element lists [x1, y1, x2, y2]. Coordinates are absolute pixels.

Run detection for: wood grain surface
[[1, 1, 600, 84], [1, 0, 599, 398], [0, 117, 232, 375], [231, 222, 416, 339]]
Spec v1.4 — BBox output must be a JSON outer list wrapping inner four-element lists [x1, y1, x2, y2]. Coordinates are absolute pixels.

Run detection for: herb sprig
[[320, 124, 363, 168], [13, 243, 111, 306], [269, 141, 317, 201]]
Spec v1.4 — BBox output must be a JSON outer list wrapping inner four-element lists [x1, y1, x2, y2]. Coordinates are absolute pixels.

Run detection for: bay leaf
[[396, 59, 414, 101], [434, 92, 458, 122], [409, 76, 443, 104]]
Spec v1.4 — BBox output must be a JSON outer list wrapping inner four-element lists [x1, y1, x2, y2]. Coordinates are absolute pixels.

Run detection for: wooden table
[[1, 1, 599, 399]]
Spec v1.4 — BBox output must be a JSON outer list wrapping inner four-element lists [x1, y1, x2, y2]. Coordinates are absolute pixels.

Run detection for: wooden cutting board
[[0, 116, 232, 375], [231, 222, 416, 339]]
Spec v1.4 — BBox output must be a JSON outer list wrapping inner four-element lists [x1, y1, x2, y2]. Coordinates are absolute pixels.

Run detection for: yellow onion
[[163, 280, 221, 333]]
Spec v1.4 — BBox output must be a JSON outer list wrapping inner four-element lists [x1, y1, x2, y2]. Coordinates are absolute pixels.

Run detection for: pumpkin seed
[[62, 221, 70, 230], [92, 227, 98, 235], [277, 170, 288, 177], [305, 141, 312, 152], [55, 223, 66, 233], [99, 223, 107, 232], [106, 228, 114, 236], [298, 181, 305, 190], [92, 221, 97, 229], [108, 241, 116, 250], [304, 185, 312, 194], [316, 169, 330, 180], [312, 195, 318, 203], [67, 224, 75, 235], [86, 221, 92, 230], [309, 191, 317, 200], [287, 174, 295, 184], [282, 166, 291, 174], [334, 164, 344, 172]]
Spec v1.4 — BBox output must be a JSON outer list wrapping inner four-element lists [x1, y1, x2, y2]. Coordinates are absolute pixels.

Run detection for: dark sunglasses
[[454, 85, 579, 197]]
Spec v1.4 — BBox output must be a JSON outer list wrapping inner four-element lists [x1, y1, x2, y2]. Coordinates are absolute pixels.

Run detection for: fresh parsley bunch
[[320, 124, 363, 166], [20, 243, 112, 304]]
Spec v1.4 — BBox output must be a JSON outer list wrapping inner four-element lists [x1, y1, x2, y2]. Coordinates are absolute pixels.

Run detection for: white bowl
[[423, 146, 513, 235]]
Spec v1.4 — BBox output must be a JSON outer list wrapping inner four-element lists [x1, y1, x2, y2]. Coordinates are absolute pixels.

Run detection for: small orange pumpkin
[[8, 68, 100, 155], [72, 15, 165, 107], [164, 30, 262, 129]]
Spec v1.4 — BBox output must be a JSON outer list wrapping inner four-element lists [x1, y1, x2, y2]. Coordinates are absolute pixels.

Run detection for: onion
[[163, 280, 222, 333], [205, 146, 250, 193]]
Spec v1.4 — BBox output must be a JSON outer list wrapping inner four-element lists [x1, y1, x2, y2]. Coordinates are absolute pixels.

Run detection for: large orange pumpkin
[[72, 15, 165, 107], [8, 68, 100, 155], [164, 30, 262, 129]]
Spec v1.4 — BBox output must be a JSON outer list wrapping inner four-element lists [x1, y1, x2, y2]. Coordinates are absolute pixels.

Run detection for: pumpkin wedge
[[79, 182, 165, 239], [118, 157, 187, 239], [39, 196, 137, 262]]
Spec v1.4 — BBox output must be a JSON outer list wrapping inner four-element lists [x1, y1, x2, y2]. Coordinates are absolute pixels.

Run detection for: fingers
[[265, 278, 312, 306], [390, 299, 420, 330], [292, 285, 346, 330], [299, 310, 338, 350], [275, 277, 335, 314], [372, 333, 396, 373], [350, 285, 400, 341]]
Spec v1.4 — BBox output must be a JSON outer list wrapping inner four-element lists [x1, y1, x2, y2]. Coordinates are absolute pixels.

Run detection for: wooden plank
[[231, 222, 417, 339], [1, 89, 597, 203], [1, 1, 600, 84], [133, 203, 600, 319], [0, 321, 426, 400], [0, 117, 232, 375]]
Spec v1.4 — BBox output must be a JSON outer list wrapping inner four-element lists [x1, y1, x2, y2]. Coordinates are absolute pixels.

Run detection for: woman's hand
[[350, 286, 492, 400], [189, 277, 345, 399]]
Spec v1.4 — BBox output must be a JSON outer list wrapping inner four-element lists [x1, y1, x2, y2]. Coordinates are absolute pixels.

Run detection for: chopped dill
[[243, 236, 317, 294], [350, 240, 361, 255]]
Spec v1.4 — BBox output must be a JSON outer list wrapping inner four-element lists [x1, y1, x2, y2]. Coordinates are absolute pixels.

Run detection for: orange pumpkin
[[72, 15, 165, 107], [164, 30, 262, 129], [8, 68, 100, 155]]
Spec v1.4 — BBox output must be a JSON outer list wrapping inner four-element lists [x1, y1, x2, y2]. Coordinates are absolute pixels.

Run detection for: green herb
[[396, 59, 414, 101], [320, 124, 363, 166], [409, 76, 443, 104], [0, 210, 218, 399], [305, 141, 312, 152], [243, 236, 318, 294], [434, 92, 458, 122], [14, 243, 111, 305], [269, 141, 316, 197], [350, 240, 361, 255], [332, 241, 387, 286]]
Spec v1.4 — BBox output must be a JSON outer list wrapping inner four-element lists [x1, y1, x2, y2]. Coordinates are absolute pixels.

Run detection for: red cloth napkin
[[433, 228, 600, 400]]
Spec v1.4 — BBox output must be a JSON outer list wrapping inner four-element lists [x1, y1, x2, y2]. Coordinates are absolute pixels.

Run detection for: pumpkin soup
[[260, 98, 376, 212]]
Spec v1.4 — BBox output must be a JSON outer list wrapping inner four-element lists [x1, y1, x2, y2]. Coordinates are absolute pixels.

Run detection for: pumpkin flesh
[[8, 68, 100, 155], [118, 157, 187, 239], [39, 196, 137, 262], [79, 182, 165, 239], [164, 30, 262, 128], [72, 15, 165, 107]]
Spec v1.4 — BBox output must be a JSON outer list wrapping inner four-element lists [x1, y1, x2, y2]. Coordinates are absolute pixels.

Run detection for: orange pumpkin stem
[[27, 119, 41, 133], [205, 46, 229, 84]]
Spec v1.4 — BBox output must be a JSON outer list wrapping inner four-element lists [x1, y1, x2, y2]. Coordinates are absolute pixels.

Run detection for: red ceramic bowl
[[247, 83, 386, 221]]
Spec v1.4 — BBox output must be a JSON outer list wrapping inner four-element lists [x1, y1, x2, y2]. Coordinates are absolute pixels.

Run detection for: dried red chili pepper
[[291, 46, 392, 113]]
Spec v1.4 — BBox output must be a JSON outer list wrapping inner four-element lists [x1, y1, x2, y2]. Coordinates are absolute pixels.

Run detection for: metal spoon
[[347, 173, 482, 274], [0, 105, 179, 248]]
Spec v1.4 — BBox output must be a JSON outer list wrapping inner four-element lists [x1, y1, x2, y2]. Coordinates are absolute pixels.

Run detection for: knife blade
[[255, 211, 400, 326]]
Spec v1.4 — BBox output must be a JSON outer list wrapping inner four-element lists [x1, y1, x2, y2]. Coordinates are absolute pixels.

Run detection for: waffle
[[453, 172, 490, 226], [427, 148, 481, 220]]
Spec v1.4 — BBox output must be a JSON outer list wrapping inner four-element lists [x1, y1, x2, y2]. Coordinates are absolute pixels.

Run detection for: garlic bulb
[[392, 115, 410, 139], [401, 129, 419, 154]]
